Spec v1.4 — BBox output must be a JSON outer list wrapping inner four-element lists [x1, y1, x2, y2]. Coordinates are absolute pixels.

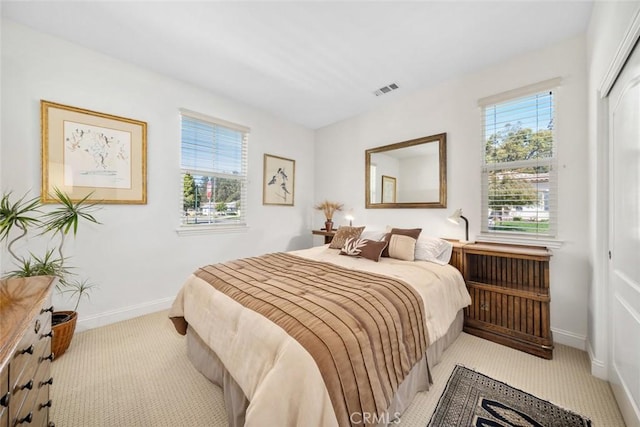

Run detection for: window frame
[[478, 78, 561, 245], [177, 109, 249, 235]]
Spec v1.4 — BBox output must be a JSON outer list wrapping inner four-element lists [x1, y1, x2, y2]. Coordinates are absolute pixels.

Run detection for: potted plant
[[314, 200, 343, 232], [0, 188, 100, 357]]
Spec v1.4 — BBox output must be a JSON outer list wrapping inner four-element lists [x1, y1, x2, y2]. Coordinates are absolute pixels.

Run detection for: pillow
[[359, 229, 386, 241], [387, 234, 417, 261], [329, 226, 366, 249], [415, 236, 453, 263], [339, 238, 388, 262], [381, 227, 422, 257]]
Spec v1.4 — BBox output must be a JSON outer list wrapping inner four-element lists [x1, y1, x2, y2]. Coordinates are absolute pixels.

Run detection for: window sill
[[476, 233, 563, 249], [176, 223, 249, 236]]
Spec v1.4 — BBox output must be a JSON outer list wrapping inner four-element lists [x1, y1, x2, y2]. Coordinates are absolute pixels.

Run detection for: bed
[[169, 237, 471, 427]]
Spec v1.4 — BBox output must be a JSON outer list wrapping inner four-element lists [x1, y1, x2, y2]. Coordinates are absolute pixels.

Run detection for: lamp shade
[[448, 208, 469, 242], [344, 209, 354, 227], [448, 208, 464, 224], [345, 215, 354, 226]]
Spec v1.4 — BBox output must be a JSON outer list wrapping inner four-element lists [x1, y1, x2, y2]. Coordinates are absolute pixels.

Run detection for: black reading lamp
[[448, 208, 469, 242]]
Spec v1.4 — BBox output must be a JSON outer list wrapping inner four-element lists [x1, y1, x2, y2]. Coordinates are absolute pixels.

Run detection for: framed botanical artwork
[[381, 175, 397, 203], [41, 100, 147, 204], [263, 154, 295, 206]]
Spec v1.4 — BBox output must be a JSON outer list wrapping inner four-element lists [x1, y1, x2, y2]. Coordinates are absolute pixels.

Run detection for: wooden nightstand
[[457, 242, 553, 359], [312, 229, 336, 244], [445, 239, 466, 271]]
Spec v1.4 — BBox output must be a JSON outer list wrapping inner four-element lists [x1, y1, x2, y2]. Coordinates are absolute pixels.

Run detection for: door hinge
[[608, 250, 612, 260]]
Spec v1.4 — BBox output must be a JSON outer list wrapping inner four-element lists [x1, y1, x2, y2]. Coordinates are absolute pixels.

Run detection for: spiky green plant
[[1, 188, 101, 313], [40, 188, 100, 269], [4, 249, 68, 279], [0, 192, 42, 262], [61, 278, 97, 312]]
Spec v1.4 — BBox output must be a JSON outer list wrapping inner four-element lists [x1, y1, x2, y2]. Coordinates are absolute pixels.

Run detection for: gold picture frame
[[381, 175, 397, 203], [41, 100, 147, 204], [263, 154, 295, 206]]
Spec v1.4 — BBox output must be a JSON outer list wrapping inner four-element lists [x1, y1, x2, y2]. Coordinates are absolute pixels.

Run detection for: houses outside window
[[480, 80, 559, 239], [179, 109, 248, 231]]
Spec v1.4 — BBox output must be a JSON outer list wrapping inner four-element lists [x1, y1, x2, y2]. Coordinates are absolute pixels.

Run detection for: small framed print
[[263, 154, 295, 206], [381, 175, 397, 203], [41, 100, 147, 204]]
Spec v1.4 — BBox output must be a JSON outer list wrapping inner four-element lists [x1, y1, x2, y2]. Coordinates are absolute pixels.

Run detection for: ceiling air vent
[[373, 83, 399, 96]]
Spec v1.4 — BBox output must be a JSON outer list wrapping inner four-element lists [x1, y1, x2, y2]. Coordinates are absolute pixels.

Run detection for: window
[[180, 109, 249, 229], [480, 80, 558, 239]]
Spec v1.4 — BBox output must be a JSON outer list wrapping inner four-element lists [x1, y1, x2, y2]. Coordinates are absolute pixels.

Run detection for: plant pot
[[324, 220, 334, 232], [52, 310, 78, 358]]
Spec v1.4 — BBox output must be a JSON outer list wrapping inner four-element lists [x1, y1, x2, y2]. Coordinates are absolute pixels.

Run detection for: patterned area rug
[[428, 365, 592, 427]]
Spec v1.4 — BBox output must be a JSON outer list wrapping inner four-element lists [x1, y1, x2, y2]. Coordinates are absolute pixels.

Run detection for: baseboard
[[586, 340, 608, 380], [76, 297, 174, 332], [551, 326, 586, 351]]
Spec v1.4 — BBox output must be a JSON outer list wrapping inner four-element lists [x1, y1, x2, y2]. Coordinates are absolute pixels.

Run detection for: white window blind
[[179, 110, 248, 228], [480, 86, 557, 239]]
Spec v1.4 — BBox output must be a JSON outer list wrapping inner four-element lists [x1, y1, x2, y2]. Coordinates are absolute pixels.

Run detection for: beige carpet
[[51, 310, 626, 426]]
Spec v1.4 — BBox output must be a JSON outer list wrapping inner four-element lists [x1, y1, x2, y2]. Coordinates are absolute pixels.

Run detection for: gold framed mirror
[[365, 133, 446, 208]]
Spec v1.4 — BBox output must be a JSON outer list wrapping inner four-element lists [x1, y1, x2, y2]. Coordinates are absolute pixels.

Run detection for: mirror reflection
[[365, 133, 447, 208]]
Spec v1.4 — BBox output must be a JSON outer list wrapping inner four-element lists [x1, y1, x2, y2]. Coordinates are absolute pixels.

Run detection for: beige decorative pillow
[[388, 234, 417, 261], [381, 227, 422, 257], [329, 226, 365, 249], [339, 238, 388, 262]]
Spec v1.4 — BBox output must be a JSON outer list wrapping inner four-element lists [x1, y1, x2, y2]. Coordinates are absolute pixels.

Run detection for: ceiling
[[1, 1, 593, 129]]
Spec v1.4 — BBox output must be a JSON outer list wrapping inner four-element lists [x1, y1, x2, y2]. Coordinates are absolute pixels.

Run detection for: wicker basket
[[52, 310, 78, 358]]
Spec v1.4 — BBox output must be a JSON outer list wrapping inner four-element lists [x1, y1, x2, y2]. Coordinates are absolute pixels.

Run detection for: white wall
[[586, 0, 640, 378], [1, 20, 316, 330], [399, 154, 439, 202], [315, 35, 589, 349]]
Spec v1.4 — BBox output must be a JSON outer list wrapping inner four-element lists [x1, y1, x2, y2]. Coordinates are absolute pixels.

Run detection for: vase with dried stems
[[314, 200, 343, 232]]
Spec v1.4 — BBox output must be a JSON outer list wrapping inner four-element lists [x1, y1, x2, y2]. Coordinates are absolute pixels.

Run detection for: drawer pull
[[0, 391, 10, 407], [19, 380, 33, 391], [18, 345, 34, 356], [40, 377, 54, 388], [40, 353, 54, 363], [41, 306, 54, 314], [16, 412, 33, 424], [39, 400, 53, 410], [41, 330, 54, 339]]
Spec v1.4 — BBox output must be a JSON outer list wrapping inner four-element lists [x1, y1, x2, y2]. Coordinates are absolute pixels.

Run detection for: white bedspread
[[169, 246, 470, 427]]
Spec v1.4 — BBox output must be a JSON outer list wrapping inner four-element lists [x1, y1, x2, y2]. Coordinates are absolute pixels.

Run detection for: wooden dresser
[[0, 276, 56, 427], [448, 241, 553, 359]]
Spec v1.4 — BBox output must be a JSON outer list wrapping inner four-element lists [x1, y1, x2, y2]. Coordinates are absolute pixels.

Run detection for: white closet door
[[609, 42, 640, 427]]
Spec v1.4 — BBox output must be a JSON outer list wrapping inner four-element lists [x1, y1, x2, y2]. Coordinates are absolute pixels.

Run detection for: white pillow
[[414, 236, 453, 264], [359, 229, 387, 241], [388, 234, 416, 261]]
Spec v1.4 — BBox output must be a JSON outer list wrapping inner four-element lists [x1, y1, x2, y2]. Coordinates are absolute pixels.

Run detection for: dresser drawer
[[13, 354, 53, 427], [30, 374, 52, 427], [0, 277, 55, 427], [27, 341, 53, 427], [11, 308, 52, 385], [10, 328, 53, 426], [9, 365, 53, 426], [1, 367, 8, 427]]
